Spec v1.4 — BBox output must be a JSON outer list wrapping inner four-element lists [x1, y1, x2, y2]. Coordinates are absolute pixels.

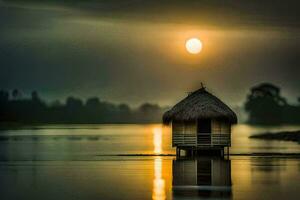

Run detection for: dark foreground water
[[0, 124, 300, 200]]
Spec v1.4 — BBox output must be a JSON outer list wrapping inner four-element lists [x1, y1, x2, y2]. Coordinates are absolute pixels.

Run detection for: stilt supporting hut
[[163, 86, 237, 157]]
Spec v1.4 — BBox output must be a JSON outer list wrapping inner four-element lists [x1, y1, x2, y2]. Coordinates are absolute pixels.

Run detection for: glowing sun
[[185, 38, 203, 54]]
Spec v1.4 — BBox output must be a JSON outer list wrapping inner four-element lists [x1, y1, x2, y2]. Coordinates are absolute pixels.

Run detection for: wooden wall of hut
[[211, 119, 231, 134], [172, 121, 197, 147], [211, 120, 231, 146]]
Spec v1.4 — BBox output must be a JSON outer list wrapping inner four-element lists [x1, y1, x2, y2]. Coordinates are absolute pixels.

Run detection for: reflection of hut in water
[[172, 158, 232, 199], [163, 86, 237, 156]]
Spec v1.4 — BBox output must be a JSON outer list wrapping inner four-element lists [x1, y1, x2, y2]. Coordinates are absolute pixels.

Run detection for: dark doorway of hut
[[197, 118, 211, 145]]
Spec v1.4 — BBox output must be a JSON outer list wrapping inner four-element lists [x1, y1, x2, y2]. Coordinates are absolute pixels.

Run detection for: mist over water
[[1, 124, 300, 160]]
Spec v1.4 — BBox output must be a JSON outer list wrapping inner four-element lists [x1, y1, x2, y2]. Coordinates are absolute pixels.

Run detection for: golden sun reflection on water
[[152, 158, 166, 200], [153, 127, 163, 154], [152, 126, 166, 200]]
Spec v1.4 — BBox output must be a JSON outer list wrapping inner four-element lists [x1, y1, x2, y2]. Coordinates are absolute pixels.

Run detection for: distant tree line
[[244, 83, 300, 125], [0, 89, 167, 124], [2, 83, 300, 125]]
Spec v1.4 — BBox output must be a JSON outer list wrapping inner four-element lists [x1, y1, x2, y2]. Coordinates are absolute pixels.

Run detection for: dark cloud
[[3, 0, 300, 28]]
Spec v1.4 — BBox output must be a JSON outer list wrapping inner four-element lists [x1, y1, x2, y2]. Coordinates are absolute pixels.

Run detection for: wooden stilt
[[227, 146, 230, 159], [221, 149, 224, 157], [178, 148, 181, 157]]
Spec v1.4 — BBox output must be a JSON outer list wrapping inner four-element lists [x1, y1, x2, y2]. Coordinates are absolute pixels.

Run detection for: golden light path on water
[[152, 126, 166, 200], [153, 127, 163, 154]]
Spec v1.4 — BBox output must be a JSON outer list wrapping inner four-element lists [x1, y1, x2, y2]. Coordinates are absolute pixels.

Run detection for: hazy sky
[[1, 0, 299, 107]]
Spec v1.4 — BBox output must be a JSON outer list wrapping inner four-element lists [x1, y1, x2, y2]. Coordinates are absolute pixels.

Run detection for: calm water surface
[[0, 124, 300, 200]]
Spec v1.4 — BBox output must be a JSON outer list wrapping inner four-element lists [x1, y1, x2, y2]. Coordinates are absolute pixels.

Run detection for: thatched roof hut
[[163, 88, 237, 124], [163, 87, 237, 155]]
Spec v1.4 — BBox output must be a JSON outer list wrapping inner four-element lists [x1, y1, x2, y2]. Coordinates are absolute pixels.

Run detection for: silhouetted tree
[[139, 103, 160, 113], [118, 103, 131, 122], [0, 90, 9, 103], [245, 83, 286, 125], [0, 90, 9, 121], [66, 96, 83, 108], [29, 91, 47, 122], [50, 100, 62, 107], [137, 103, 163, 123], [119, 103, 130, 114], [86, 97, 100, 107], [31, 91, 40, 102], [12, 89, 21, 100], [85, 97, 101, 123], [65, 96, 84, 122]]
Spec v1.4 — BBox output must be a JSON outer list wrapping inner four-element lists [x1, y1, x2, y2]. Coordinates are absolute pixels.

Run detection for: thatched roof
[[163, 88, 237, 124]]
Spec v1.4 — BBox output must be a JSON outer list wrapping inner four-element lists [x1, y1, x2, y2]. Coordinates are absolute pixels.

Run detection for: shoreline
[[1, 153, 300, 162], [250, 130, 300, 143], [96, 152, 300, 158]]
